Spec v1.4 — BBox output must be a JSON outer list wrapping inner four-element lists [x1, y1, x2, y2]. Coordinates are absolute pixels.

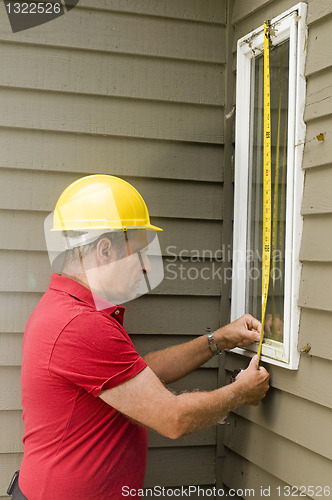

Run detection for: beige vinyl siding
[[0, 0, 226, 494], [220, 0, 332, 498]]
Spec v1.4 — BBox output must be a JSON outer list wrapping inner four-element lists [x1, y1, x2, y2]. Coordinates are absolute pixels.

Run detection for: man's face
[[100, 230, 151, 304]]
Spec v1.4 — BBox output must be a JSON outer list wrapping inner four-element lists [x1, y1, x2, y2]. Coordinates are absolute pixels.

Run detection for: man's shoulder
[[24, 285, 129, 352], [25, 287, 90, 332]]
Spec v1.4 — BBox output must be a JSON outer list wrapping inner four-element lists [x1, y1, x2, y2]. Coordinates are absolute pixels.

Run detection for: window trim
[[231, 3, 307, 369]]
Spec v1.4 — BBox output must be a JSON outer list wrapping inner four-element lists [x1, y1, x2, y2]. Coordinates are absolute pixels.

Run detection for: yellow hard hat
[[52, 174, 162, 232]]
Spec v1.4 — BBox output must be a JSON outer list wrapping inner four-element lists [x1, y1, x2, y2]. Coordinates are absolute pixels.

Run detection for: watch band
[[207, 332, 222, 355]]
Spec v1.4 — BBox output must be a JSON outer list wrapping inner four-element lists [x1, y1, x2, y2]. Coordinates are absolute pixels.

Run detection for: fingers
[[249, 330, 261, 342], [249, 355, 270, 378], [249, 354, 259, 368], [248, 356, 270, 388], [237, 331, 260, 347], [244, 314, 262, 334], [234, 357, 270, 406]]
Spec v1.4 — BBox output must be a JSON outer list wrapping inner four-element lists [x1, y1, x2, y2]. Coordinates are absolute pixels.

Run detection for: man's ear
[[96, 238, 113, 264]]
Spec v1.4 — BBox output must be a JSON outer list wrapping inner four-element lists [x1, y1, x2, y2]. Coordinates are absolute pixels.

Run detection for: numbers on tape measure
[[257, 20, 272, 362]]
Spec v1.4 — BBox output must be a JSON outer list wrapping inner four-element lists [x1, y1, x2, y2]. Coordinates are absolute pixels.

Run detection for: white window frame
[[231, 3, 307, 369]]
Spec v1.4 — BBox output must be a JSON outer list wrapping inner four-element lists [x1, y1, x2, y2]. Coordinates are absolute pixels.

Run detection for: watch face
[[5, 1, 80, 33]]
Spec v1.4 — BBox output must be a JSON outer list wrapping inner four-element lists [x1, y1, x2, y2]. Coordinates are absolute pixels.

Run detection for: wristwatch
[[207, 332, 222, 355]]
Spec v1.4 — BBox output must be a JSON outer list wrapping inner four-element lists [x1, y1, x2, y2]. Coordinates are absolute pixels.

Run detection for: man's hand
[[213, 314, 261, 351], [234, 355, 270, 405]]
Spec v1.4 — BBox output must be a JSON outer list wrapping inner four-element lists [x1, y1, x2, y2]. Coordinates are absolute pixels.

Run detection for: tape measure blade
[[258, 21, 272, 362]]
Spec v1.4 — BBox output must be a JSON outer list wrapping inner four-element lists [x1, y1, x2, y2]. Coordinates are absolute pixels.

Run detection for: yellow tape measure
[[257, 21, 272, 362]]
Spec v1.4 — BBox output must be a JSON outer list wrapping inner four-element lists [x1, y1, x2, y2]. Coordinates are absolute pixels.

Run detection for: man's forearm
[[143, 334, 214, 384], [166, 381, 245, 439], [100, 359, 269, 440]]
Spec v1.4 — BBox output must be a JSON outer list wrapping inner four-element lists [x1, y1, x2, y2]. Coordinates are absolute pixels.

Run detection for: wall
[[221, 1, 332, 498], [0, 1, 227, 497]]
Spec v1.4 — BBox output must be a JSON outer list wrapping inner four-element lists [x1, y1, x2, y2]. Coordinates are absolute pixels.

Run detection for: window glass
[[246, 40, 289, 343]]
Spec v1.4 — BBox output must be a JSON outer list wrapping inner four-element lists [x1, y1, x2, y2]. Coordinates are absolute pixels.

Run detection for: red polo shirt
[[20, 274, 148, 500]]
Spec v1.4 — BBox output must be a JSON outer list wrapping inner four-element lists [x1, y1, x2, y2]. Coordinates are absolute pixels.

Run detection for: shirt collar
[[49, 273, 125, 323]]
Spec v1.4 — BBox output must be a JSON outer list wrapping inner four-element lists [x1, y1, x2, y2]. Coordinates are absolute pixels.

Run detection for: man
[[15, 175, 269, 499]]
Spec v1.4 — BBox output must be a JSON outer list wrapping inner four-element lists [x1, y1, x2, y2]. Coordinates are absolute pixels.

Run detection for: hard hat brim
[[146, 223, 163, 232]]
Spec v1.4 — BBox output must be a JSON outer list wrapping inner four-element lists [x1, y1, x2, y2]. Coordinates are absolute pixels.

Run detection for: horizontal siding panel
[[306, 17, 332, 76], [0, 367, 21, 411], [161, 260, 223, 296], [0, 42, 225, 106], [77, 0, 226, 24], [0, 89, 224, 144], [232, 0, 272, 24], [0, 211, 224, 255], [300, 214, 332, 262], [0, 293, 220, 334], [0, 252, 49, 293], [224, 414, 332, 499], [0, 412, 23, 453], [0, 211, 48, 252], [0, 128, 224, 182], [232, 0, 299, 52], [119, 178, 223, 221], [149, 427, 216, 449], [299, 308, 332, 361], [299, 262, 332, 314], [0, 292, 42, 333], [307, 0, 332, 25], [0, 169, 223, 219], [0, 453, 22, 497], [0, 251, 222, 296], [225, 352, 332, 409], [0, 10, 225, 64], [305, 70, 332, 122], [222, 450, 290, 499], [145, 446, 215, 487], [302, 166, 332, 215], [135, 218, 224, 257], [167, 368, 218, 394], [132, 334, 218, 369], [0, 333, 22, 367], [302, 118, 332, 169], [232, 388, 332, 460], [115, 295, 221, 336], [0, 367, 217, 410]]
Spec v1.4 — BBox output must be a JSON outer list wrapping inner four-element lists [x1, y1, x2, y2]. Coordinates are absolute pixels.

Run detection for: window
[[231, 4, 307, 369]]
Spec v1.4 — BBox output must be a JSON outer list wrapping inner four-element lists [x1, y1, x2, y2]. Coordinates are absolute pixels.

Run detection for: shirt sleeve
[[48, 311, 147, 397]]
